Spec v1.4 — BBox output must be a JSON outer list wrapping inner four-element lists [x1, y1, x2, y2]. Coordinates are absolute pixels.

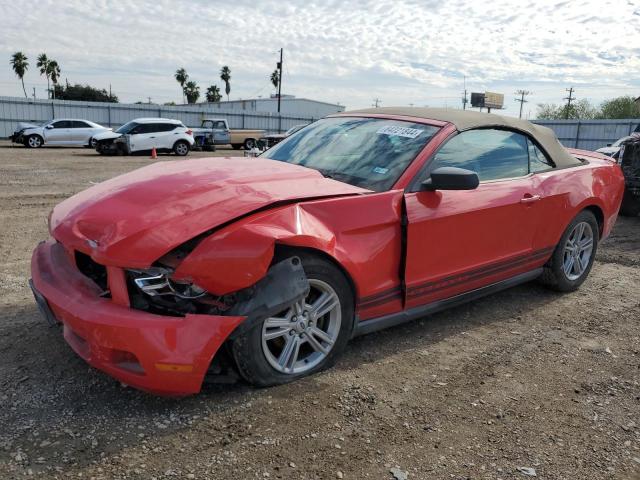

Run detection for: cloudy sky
[[1, 0, 639, 118]]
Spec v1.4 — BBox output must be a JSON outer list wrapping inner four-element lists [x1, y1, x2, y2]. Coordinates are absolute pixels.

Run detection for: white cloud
[[0, 0, 638, 117]]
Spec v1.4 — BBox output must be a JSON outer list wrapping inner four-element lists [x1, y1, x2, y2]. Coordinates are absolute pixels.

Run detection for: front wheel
[[173, 140, 190, 156], [538, 210, 599, 292], [232, 254, 354, 386], [25, 135, 43, 148]]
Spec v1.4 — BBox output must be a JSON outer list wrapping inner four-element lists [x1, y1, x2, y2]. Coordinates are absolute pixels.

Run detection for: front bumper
[[30, 239, 245, 396], [10, 132, 24, 144]]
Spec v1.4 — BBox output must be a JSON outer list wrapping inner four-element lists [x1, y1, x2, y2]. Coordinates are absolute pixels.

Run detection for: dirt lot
[[0, 140, 638, 480]]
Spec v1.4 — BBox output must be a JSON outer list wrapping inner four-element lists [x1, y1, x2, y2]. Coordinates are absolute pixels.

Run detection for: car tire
[[619, 189, 640, 217], [87, 137, 97, 149], [538, 210, 599, 292], [25, 135, 43, 148], [231, 253, 354, 387], [243, 138, 256, 150], [173, 140, 190, 156]]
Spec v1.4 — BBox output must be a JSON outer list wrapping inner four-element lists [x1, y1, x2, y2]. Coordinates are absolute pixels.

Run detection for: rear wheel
[[243, 138, 256, 150], [539, 210, 599, 292], [173, 140, 190, 156], [232, 254, 354, 386], [25, 135, 43, 148], [619, 189, 640, 217]]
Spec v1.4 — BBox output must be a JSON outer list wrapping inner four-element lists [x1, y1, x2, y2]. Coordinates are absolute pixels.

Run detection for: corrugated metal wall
[[533, 119, 640, 151], [0, 96, 320, 138]]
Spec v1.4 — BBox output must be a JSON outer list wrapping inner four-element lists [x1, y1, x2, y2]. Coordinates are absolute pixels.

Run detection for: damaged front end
[[126, 256, 310, 325], [96, 135, 127, 155]]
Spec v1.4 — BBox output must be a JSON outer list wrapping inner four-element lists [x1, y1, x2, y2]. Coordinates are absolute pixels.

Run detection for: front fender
[[173, 191, 404, 301]]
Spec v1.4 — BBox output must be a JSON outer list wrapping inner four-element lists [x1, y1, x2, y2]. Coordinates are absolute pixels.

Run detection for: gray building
[[188, 95, 345, 118]]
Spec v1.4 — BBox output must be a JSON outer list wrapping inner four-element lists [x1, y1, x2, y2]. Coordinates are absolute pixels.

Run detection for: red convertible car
[[30, 108, 625, 395]]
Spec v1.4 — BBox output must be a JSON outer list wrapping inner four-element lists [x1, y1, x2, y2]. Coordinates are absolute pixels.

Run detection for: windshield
[[262, 117, 439, 191], [286, 124, 306, 136], [115, 121, 138, 134]]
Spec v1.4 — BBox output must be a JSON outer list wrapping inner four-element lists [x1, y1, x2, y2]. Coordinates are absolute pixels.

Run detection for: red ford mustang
[[30, 108, 625, 395]]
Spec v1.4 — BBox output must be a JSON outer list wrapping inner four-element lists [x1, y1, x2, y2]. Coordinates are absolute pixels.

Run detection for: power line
[[563, 87, 575, 119], [514, 89, 531, 119]]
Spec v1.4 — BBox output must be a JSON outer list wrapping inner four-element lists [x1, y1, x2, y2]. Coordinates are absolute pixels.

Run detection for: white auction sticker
[[377, 125, 424, 138]]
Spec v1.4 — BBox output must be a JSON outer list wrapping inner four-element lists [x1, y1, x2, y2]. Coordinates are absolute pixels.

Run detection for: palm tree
[[37, 53, 50, 98], [206, 85, 221, 102], [270, 69, 279, 95], [175, 68, 188, 103], [183, 80, 200, 104], [47, 60, 61, 99], [220, 66, 231, 101], [10, 52, 29, 99]]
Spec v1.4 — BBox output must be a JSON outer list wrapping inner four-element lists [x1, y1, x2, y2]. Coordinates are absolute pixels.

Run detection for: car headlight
[[129, 267, 207, 299]]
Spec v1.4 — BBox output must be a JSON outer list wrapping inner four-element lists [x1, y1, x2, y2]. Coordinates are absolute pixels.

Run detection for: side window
[[527, 138, 555, 172], [70, 121, 90, 128], [213, 121, 226, 129], [130, 124, 151, 135], [51, 120, 70, 129], [429, 129, 529, 182]]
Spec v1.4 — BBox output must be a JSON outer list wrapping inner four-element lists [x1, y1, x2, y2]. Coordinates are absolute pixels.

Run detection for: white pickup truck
[[192, 118, 265, 150]]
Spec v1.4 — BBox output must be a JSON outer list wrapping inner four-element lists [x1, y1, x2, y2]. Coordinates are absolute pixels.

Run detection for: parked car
[[595, 135, 635, 157], [191, 118, 265, 150], [93, 118, 194, 156], [263, 124, 309, 147], [30, 108, 624, 396], [11, 119, 111, 148], [613, 135, 640, 216]]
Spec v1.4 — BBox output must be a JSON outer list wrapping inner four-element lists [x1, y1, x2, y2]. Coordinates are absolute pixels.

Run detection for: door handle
[[520, 194, 541, 204]]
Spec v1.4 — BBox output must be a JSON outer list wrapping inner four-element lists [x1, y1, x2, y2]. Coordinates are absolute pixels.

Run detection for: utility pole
[[372, 98, 381, 108], [462, 75, 468, 110], [147, 96, 152, 104], [32, 87, 36, 100], [563, 87, 575, 119], [277, 48, 283, 113], [514, 90, 531, 119]]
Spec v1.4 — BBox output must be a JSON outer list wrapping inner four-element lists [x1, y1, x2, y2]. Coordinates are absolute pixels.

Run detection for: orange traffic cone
[[151, 147, 157, 159]]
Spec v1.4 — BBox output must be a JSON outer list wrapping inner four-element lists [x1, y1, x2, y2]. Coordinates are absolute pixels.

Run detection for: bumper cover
[[30, 239, 245, 396]]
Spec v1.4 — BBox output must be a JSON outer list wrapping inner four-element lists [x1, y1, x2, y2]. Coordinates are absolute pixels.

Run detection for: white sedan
[[13, 119, 111, 148]]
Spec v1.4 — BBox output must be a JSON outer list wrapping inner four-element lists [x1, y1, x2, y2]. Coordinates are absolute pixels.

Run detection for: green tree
[[10, 52, 29, 99], [36, 53, 51, 98], [52, 83, 118, 102], [175, 68, 188, 103], [183, 80, 200, 104], [598, 96, 640, 119], [47, 60, 61, 99], [270, 69, 279, 93], [537, 99, 597, 120], [205, 85, 221, 102], [220, 66, 231, 101]]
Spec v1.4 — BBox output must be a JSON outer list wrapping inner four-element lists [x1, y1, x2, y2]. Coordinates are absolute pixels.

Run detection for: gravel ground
[[0, 141, 638, 480]]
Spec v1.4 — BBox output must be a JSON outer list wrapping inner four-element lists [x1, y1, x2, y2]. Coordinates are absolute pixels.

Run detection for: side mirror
[[606, 143, 612, 147], [421, 167, 479, 191], [45, 124, 53, 129]]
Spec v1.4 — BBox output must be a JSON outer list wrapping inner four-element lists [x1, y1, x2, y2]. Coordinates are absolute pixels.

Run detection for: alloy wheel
[[28, 136, 42, 148], [175, 143, 189, 155], [262, 279, 341, 374], [562, 221, 594, 281]]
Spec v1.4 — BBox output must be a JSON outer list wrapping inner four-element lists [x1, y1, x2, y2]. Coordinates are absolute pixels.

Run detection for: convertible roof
[[341, 107, 581, 168]]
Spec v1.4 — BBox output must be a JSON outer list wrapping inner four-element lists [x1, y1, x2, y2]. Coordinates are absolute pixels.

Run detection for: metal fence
[[533, 119, 640, 151], [0, 96, 319, 138]]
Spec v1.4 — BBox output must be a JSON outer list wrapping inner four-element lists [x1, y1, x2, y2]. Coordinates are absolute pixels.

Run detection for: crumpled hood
[[16, 121, 42, 132], [50, 157, 368, 267], [93, 130, 122, 141]]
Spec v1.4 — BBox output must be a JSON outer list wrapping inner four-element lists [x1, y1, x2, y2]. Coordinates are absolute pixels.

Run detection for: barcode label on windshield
[[377, 126, 424, 138]]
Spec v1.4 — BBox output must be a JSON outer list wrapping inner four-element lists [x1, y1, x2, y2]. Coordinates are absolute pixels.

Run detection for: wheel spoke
[[308, 325, 334, 345], [304, 329, 330, 355], [264, 327, 290, 341], [579, 237, 593, 252], [264, 316, 292, 329], [278, 335, 301, 371], [311, 291, 339, 318], [564, 255, 575, 275]]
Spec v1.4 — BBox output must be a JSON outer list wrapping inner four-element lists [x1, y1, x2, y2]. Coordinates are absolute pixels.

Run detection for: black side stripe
[[408, 247, 554, 298], [359, 285, 402, 307]]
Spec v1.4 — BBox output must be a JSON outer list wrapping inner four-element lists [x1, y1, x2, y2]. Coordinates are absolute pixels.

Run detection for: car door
[[211, 120, 230, 144], [403, 128, 545, 309], [128, 124, 156, 152], [157, 123, 178, 149], [69, 120, 93, 144], [43, 120, 71, 144]]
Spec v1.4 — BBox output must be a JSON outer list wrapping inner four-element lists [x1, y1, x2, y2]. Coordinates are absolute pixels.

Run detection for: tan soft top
[[340, 107, 581, 168]]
